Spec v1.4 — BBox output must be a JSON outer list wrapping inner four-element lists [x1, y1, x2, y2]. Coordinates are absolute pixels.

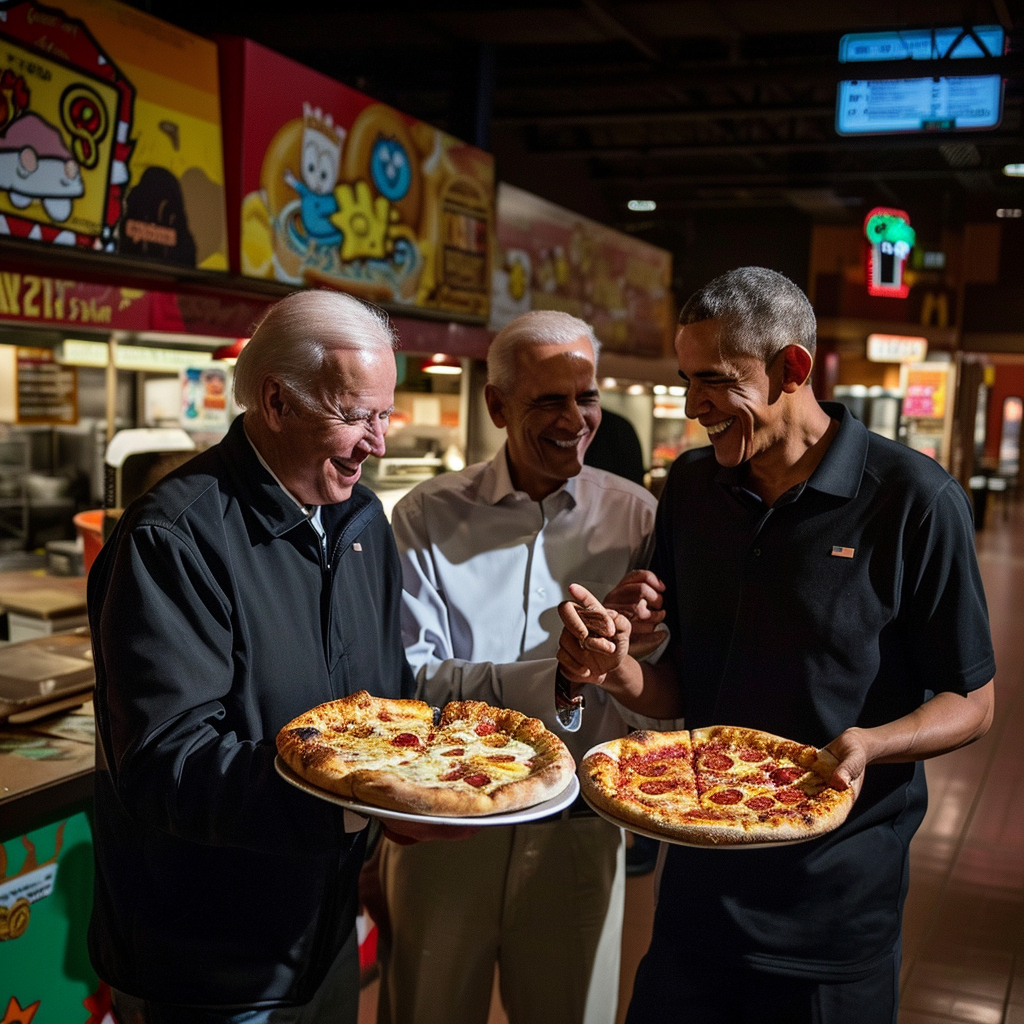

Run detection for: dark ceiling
[[130, 1, 1024, 293]]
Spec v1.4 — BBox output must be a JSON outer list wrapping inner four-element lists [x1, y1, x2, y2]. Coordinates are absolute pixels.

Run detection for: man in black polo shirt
[[557, 267, 995, 1024]]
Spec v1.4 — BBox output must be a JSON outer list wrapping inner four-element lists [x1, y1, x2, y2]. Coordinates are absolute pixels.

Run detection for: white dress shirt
[[392, 443, 666, 762]]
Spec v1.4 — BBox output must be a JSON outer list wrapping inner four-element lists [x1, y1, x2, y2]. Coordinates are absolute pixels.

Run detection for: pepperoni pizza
[[277, 691, 575, 816], [580, 725, 854, 845]]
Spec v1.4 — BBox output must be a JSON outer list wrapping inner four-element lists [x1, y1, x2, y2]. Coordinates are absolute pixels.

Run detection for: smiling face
[[273, 345, 396, 505], [486, 336, 601, 501], [676, 317, 787, 469]]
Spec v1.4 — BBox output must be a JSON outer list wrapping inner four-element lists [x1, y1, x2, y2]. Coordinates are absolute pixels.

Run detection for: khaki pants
[[376, 816, 624, 1024]]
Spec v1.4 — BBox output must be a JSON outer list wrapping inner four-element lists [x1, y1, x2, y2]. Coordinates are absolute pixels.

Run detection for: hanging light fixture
[[421, 353, 462, 375], [213, 337, 248, 362]]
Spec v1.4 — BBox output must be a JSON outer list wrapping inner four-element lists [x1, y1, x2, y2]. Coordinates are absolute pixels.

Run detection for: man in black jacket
[[88, 289, 469, 1024]]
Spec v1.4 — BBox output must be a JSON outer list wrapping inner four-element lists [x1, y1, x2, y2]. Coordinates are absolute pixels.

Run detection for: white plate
[[581, 790, 823, 849], [275, 756, 581, 826]]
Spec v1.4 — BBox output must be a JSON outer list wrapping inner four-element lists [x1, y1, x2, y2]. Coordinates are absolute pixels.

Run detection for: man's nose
[[683, 385, 702, 419], [358, 419, 388, 457], [560, 400, 587, 431]]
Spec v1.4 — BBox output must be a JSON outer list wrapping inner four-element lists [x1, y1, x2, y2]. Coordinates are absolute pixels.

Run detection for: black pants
[[625, 942, 901, 1024]]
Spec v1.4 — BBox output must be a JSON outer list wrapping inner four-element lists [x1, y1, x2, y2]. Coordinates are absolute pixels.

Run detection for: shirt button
[[536, 587, 546, 597], [753, 548, 761, 556]]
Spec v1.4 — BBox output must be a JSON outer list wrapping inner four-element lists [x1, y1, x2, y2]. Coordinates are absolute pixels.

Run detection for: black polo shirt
[[649, 402, 995, 979]]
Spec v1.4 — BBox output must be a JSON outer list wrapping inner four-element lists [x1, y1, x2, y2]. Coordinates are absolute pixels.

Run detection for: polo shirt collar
[[478, 441, 578, 509], [712, 401, 868, 502]]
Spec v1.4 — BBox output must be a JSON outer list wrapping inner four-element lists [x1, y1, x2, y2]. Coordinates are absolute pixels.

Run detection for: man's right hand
[[557, 583, 632, 684], [602, 569, 667, 638]]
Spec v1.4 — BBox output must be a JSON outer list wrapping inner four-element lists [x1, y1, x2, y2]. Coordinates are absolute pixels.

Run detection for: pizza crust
[[276, 692, 575, 817], [579, 726, 855, 846]]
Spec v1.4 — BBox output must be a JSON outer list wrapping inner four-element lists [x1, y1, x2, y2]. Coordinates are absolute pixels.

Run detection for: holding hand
[[557, 583, 632, 684], [602, 569, 667, 637]]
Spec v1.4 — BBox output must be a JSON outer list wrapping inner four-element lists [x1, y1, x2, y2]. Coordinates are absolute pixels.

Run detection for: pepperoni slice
[[379, 711, 393, 722], [709, 788, 743, 805], [635, 761, 670, 777], [391, 732, 421, 748], [770, 767, 805, 786], [776, 788, 807, 804], [464, 773, 490, 788], [638, 779, 678, 795], [488, 753, 517, 763], [739, 749, 768, 762], [702, 752, 735, 771], [441, 747, 465, 757], [475, 720, 497, 736], [746, 795, 775, 811], [440, 767, 467, 781]]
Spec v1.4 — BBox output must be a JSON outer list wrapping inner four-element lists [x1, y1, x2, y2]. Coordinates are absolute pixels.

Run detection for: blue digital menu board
[[836, 26, 1005, 135]]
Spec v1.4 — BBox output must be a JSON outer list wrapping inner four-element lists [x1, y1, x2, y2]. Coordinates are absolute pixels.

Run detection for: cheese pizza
[[580, 725, 853, 846], [276, 691, 575, 816]]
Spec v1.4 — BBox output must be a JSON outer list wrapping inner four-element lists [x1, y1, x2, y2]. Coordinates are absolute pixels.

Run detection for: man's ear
[[780, 345, 814, 392], [261, 377, 291, 432], [484, 383, 507, 429]]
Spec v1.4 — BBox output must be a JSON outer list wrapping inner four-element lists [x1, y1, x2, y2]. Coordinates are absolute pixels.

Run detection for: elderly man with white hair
[[88, 289, 469, 1024], [374, 309, 669, 1024]]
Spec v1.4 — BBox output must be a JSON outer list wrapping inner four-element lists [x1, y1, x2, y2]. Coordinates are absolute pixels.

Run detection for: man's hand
[[820, 728, 870, 797], [557, 583, 631, 684], [602, 570, 667, 638], [382, 820, 482, 845]]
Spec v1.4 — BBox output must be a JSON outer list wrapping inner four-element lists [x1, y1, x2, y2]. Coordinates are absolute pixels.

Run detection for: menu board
[[490, 183, 674, 357], [220, 38, 494, 321], [0, 0, 228, 269], [836, 76, 1003, 134]]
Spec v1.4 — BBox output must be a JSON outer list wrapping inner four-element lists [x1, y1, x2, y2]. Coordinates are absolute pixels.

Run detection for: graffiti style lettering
[[0, 273, 20, 315], [60, 83, 108, 169], [22, 275, 40, 317]]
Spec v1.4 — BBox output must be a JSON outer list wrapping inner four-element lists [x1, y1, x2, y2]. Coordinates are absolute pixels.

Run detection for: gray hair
[[232, 289, 397, 414], [678, 267, 816, 362], [487, 310, 601, 393]]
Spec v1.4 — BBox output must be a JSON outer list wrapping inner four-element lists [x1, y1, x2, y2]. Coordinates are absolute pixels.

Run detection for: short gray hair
[[233, 289, 397, 413], [678, 267, 816, 362], [487, 310, 601, 393]]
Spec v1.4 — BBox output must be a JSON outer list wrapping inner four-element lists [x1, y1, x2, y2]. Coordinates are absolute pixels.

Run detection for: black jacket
[[88, 415, 414, 1007]]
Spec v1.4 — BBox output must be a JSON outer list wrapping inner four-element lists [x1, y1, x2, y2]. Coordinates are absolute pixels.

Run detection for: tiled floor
[[360, 494, 1024, 1024]]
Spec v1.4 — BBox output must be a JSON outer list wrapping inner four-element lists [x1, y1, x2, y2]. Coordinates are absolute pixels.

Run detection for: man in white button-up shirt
[[373, 310, 667, 1024]]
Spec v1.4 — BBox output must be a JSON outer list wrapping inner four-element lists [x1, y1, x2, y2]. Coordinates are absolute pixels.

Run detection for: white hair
[[232, 289, 397, 414], [487, 310, 601, 393]]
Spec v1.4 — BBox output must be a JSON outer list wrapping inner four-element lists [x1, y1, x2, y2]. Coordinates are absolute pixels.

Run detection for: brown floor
[[360, 490, 1024, 1024]]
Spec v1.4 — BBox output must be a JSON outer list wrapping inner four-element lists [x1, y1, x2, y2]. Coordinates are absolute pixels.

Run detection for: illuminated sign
[[864, 207, 915, 298], [867, 334, 928, 363], [838, 26, 1005, 62], [836, 26, 1005, 135], [837, 76, 1002, 134]]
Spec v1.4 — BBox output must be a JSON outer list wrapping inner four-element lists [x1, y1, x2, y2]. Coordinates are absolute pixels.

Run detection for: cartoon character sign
[[0, 2, 133, 249], [227, 41, 494, 318]]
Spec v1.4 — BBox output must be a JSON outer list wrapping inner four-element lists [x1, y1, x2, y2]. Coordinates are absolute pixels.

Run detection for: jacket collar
[[218, 415, 378, 541]]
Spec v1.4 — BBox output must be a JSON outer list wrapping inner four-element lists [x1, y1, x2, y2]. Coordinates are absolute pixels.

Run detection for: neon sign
[[864, 207, 915, 298]]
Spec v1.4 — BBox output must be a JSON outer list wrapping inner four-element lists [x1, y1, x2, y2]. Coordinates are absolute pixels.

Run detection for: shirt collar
[[478, 441, 578, 509], [713, 401, 867, 502], [244, 424, 315, 519]]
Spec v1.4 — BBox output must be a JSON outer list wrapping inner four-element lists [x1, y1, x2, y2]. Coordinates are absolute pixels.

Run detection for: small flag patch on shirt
[[831, 545, 855, 558], [353, 543, 362, 552]]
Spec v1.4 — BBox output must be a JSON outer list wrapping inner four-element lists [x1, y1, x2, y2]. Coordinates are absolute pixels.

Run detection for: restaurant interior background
[[0, 2, 1022, 1021]]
